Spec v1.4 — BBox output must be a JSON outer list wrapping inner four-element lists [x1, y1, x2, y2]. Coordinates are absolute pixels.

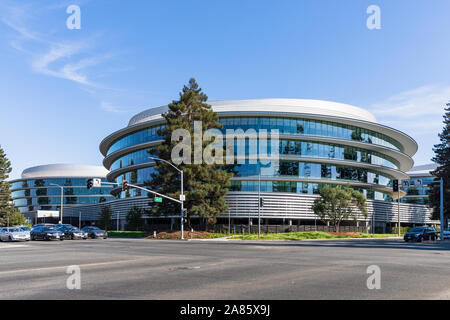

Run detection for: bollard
[[153, 230, 156, 239], [190, 228, 193, 240]]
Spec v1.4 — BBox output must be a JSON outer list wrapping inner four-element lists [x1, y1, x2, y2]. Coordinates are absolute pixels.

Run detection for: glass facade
[[401, 176, 436, 205], [107, 124, 165, 155], [11, 177, 115, 215], [104, 114, 406, 201], [229, 180, 386, 201]]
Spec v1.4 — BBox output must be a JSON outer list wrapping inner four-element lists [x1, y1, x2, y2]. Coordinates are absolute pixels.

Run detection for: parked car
[[31, 225, 64, 241], [55, 224, 74, 230], [17, 226, 31, 232], [81, 226, 108, 239], [404, 227, 438, 242], [442, 228, 450, 240], [0, 227, 31, 242], [59, 226, 87, 240]]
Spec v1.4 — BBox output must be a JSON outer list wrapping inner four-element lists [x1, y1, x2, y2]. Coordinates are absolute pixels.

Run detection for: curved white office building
[[85, 99, 437, 231], [10, 164, 115, 223]]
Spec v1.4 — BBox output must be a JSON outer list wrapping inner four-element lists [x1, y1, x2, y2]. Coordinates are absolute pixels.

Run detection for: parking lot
[[1, 238, 450, 300]]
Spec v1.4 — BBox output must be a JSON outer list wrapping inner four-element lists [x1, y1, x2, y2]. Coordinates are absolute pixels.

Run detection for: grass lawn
[[231, 231, 399, 240]]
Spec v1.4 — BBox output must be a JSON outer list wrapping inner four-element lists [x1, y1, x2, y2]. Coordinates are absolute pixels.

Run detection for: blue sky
[[1, 0, 449, 180]]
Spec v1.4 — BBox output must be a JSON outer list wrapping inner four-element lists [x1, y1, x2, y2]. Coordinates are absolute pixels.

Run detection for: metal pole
[[258, 163, 261, 239], [117, 211, 119, 231], [397, 190, 400, 236], [181, 170, 184, 240], [60, 186, 64, 224], [79, 212, 81, 229], [440, 178, 444, 240], [228, 206, 231, 235]]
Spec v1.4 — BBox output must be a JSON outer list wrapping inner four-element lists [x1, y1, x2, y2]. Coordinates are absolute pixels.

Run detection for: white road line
[[0, 257, 155, 276], [0, 244, 29, 249]]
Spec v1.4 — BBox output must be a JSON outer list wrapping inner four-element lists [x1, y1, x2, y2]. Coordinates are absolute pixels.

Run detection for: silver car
[[0, 227, 31, 242]]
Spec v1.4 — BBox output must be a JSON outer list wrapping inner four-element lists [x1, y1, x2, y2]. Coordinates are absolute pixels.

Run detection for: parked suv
[[404, 227, 438, 242]]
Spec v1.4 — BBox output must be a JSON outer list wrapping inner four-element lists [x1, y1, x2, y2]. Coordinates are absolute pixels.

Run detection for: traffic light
[[259, 197, 264, 207], [86, 178, 93, 190], [392, 179, 399, 192], [122, 180, 129, 191]]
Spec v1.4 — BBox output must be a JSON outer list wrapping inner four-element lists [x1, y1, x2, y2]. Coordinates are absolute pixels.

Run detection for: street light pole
[[258, 163, 261, 239], [148, 157, 184, 240], [440, 178, 444, 240]]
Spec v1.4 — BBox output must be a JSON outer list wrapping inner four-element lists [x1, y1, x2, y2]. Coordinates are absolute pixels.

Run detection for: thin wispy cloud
[[100, 101, 140, 114], [0, 1, 135, 112], [372, 84, 450, 134]]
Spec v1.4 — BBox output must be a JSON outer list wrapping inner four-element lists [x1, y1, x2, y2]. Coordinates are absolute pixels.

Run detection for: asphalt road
[[1, 237, 450, 300]]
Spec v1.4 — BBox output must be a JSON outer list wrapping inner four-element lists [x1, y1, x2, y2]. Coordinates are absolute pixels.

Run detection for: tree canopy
[[0, 145, 26, 227], [98, 206, 113, 231], [126, 206, 144, 231], [430, 101, 450, 221], [311, 185, 368, 232], [148, 78, 233, 226]]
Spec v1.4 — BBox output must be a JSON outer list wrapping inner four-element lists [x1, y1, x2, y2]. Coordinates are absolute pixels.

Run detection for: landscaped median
[[107, 230, 399, 240], [232, 231, 399, 241], [107, 230, 228, 239]]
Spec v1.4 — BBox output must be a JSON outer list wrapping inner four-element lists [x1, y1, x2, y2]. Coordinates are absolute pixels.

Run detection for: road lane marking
[[0, 257, 155, 276], [0, 244, 29, 249]]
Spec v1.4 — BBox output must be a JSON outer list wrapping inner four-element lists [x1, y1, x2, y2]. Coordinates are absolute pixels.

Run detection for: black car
[[81, 226, 108, 239], [59, 226, 88, 240], [404, 227, 438, 242], [31, 226, 64, 241]]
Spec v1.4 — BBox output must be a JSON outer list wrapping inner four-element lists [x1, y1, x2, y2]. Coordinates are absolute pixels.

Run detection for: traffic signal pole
[[398, 190, 400, 237]]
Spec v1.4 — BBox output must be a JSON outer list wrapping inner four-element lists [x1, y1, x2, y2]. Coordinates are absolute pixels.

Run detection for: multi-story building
[[67, 98, 435, 231], [10, 164, 114, 224], [402, 163, 438, 205]]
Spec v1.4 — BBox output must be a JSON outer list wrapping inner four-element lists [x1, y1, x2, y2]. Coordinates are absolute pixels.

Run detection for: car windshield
[[70, 227, 81, 232], [20, 227, 30, 231], [7, 228, 21, 232], [42, 227, 56, 231], [409, 227, 425, 232], [90, 227, 101, 231]]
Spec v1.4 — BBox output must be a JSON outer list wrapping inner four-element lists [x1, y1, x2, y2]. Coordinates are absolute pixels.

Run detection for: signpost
[[93, 178, 102, 187]]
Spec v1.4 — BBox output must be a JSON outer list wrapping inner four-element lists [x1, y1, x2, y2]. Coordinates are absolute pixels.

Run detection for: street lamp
[[50, 183, 64, 224], [148, 157, 184, 240]]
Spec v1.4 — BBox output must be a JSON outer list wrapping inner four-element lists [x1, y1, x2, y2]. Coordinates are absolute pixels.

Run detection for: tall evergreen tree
[[148, 78, 233, 226], [430, 101, 450, 221], [0, 145, 26, 226]]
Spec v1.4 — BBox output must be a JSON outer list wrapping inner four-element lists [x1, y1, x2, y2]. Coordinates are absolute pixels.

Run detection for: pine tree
[[148, 78, 233, 227], [0, 145, 26, 226], [430, 101, 450, 221]]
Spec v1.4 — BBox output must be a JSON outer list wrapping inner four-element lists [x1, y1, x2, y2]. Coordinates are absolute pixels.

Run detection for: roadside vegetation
[[107, 230, 398, 240], [234, 231, 399, 240], [107, 230, 228, 239]]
